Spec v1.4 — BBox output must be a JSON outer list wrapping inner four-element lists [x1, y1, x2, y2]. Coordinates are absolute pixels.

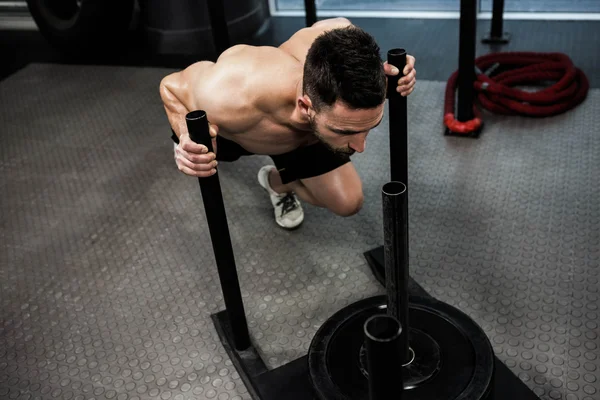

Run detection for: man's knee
[[328, 190, 364, 217]]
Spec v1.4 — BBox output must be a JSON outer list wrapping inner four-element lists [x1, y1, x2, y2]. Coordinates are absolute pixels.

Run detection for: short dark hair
[[303, 25, 387, 112]]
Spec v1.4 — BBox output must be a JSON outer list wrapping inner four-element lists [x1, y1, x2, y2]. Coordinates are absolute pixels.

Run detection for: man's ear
[[297, 95, 313, 116]]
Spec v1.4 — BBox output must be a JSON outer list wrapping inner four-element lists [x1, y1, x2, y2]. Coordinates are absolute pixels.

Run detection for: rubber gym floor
[[1, 16, 599, 400]]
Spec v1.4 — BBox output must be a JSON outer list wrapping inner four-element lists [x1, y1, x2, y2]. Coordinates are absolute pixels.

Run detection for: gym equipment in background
[[482, 0, 511, 44], [305, 0, 317, 27], [25, 0, 268, 57], [444, 0, 589, 137], [25, 0, 135, 53]]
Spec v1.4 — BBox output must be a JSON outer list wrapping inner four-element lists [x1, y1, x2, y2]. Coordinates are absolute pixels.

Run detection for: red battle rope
[[444, 52, 590, 135]]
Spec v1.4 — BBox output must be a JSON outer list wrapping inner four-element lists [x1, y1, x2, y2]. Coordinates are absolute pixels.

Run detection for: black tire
[[26, 0, 135, 54]]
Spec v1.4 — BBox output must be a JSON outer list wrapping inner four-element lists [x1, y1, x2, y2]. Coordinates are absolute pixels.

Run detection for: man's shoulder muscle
[[196, 45, 298, 128]]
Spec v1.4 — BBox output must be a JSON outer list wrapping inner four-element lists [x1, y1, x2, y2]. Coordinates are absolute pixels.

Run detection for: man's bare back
[[160, 18, 354, 156]]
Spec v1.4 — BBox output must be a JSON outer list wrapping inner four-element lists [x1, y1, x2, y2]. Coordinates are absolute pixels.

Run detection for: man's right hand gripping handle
[[175, 117, 219, 177]]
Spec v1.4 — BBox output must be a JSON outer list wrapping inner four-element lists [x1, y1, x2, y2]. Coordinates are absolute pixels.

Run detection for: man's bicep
[[160, 61, 222, 137], [179, 61, 220, 100], [161, 62, 215, 107]]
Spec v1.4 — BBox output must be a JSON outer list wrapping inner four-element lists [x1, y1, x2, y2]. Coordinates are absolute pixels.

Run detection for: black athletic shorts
[[171, 130, 350, 184]]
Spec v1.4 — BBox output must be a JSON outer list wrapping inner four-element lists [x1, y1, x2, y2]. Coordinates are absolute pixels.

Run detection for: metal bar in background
[[206, 0, 231, 55], [457, 0, 477, 122], [491, 0, 505, 37], [482, 0, 511, 44], [304, 0, 317, 26]]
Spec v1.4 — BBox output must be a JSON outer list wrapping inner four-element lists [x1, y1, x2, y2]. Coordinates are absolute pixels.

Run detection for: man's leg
[[268, 162, 363, 217], [258, 165, 305, 229], [258, 141, 361, 228]]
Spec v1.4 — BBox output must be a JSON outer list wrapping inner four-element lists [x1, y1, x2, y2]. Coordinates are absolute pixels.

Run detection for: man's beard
[[309, 116, 355, 157]]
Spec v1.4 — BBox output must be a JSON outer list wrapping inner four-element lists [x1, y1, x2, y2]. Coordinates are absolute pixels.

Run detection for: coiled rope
[[444, 52, 589, 134]]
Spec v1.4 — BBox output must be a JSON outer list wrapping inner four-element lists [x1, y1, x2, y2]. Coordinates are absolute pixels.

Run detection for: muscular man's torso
[[167, 20, 351, 155], [193, 45, 313, 155]]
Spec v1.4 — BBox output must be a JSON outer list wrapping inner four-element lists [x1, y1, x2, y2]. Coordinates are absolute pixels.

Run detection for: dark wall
[[140, 0, 271, 56]]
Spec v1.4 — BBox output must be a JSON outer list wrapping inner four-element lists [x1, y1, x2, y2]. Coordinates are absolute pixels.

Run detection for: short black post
[[207, 0, 231, 55], [382, 181, 410, 365], [364, 314, 404, 400], [482, 0, 511, 44], [457, 0, 477, 123], [304, 0, 317, 27], [386, 48, 408, 185], [185, 110, 250, 351]]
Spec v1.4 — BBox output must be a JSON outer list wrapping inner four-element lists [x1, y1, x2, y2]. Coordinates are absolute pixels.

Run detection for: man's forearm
[[165, 109, 186, 140], [160, 76, 190, 139], [161, 100, 188, 139]]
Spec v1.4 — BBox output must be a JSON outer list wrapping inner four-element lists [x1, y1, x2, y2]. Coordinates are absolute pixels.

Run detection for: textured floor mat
[[1, 64, 599, 400]]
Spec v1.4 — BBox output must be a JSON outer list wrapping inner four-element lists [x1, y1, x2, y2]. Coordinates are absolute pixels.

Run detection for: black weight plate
[[308, 295, 495, 400]]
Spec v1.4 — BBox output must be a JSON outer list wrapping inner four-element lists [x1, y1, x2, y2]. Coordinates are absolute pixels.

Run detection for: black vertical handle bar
[[387, 48, 408, 186], [185, 110, 250, 351], [207, 0, 231, 55]]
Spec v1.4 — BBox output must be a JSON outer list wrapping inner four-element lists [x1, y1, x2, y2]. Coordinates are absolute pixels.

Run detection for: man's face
[[307, 101, 385, 156]]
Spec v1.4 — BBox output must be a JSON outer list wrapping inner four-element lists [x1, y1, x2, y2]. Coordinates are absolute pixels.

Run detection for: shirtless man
[[160, 18, 416, 229]]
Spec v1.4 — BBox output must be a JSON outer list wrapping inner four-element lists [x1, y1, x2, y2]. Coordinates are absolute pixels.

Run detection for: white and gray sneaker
[[257, 165, 304, 229]]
